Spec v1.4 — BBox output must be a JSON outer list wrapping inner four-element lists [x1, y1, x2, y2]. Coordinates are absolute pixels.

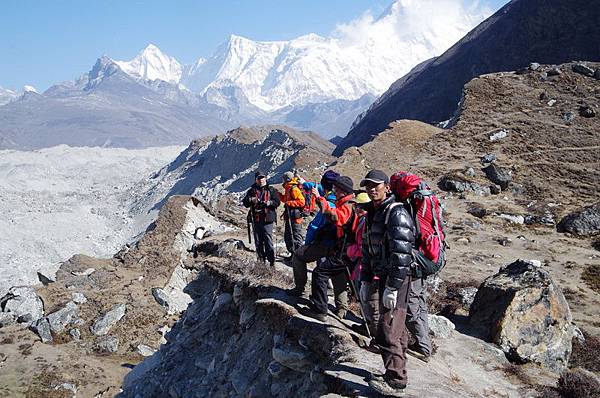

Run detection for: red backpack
[[300, 181, 318, 217], [386, 172, 448, 277]]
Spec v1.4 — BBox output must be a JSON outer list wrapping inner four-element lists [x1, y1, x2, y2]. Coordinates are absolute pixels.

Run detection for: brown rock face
[[469, 260, 574, 372]]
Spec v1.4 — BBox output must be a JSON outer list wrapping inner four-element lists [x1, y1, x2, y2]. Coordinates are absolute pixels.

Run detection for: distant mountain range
[[0, 0, 488, 149], [334, 0, 600, 155]]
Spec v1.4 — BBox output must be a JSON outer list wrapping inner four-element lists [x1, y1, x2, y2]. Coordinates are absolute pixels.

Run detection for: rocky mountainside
[[130, 125, 334, 224], [334, 0, 600, 155]]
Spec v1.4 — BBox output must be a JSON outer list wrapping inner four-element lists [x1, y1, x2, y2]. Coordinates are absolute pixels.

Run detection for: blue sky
[[0, 0, 509, 91]]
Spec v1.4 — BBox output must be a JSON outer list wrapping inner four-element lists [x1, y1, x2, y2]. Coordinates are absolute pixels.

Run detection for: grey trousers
[[253, 221, 275, 265], [284, 219, 304, 254], [406, 277, 432, 356], [291, 241, 332, 293]]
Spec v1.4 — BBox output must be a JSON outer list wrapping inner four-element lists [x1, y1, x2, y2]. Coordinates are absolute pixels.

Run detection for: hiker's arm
[[286, 186, 305, 208], [321, 200, 352, 227], [242, 189, 253, 208], [386, 206, 415, 289], [268, 188, 281, 208]]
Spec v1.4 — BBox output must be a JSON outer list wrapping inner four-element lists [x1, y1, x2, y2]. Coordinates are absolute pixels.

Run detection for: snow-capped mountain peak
[[115, 43, 182, 84], [23, 85, 38, 93]]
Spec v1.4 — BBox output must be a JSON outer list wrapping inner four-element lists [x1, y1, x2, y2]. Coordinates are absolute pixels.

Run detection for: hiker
[[279, 171, 306, 258], [242, 170, 281, 267], [347, 192, 380, 336], [305, 175, 357, 321], [359, 169, 416, 396], [286, 170, 340, 298]]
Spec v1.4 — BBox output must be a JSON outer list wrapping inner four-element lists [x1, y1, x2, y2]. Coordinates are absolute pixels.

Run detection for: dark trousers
[[254, 221, 275, 265], [376, 276, 411, 385], [291, 240, 332, 293], [310, 258, 349, 314], [284, 219, 304, 254]]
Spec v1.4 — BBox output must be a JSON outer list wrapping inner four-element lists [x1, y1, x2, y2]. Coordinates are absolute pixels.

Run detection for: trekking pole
[[246, 210, 253, 245], [337, 233, 372, 340], [286, 207, 296, 253]]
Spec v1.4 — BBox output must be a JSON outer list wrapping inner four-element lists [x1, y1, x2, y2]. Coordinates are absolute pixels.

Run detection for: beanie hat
[[333, 176, 354, 195], [320, 170, 340, 191], [255, 170, 266, 178], [282, 171, 294, 183]]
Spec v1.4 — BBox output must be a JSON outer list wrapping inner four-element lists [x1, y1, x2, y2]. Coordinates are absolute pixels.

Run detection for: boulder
[[95, 335, 119, 353], [71, 292, 87, 304], [483, 163, 512, 190], [1, 286, 44, 325], [427, 314, 455, 338], [469, 259, 574, 372], [458, 287, 478, 308], [562, 112, 575, 123], [0, 312, 15, 328], [438, 175, 490, 196], [496, 214, 525, 224], [557, 203, 600, 236], [31, 318, 53, 343], [272, 345, 312, 372], [489, 129, 508, 141], [595, 68, 600, 80], [579, 105, 596, 118], [547, 67, 562, 76], [480, 153, 496, 164], [90, 303, 126, 336], [572, 63, 595, 77], [69, 328, 81, 341], [47, 301, 78, 334], [211, 293, 233, 315], [136, 344, 156, 357]]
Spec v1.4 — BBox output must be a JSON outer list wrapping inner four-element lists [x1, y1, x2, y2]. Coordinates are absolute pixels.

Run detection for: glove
[[359, 281, 370, 304], [250, 197, 258, 205], [382, 287, 398, 310]]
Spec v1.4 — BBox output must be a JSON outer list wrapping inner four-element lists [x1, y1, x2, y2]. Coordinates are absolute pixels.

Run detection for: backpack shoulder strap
[[384, 202, 403, 225]]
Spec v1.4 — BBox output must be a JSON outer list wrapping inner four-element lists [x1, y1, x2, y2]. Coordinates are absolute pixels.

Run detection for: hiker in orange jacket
[[279, 171, 305, 258]]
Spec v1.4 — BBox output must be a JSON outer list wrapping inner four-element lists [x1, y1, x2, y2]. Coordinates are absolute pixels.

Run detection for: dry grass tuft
[[581, 264, 600, 294]]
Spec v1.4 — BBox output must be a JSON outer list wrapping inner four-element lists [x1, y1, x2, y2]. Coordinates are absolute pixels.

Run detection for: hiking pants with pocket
[[310, 257, 349, 314], [376, 276, 411, 386], [406, 277, 432, 356], [254, 221, 275, 265], [284, 219, 304, 254]]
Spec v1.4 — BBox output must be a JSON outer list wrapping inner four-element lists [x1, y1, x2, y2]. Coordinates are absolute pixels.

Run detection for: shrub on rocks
[[469, 260, 575, 372], [557, 368, 600, 398]]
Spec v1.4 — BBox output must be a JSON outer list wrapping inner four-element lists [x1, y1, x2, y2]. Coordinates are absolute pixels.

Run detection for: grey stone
[[489, 129, 508, 141], [1, 287, 44, 325], [572, 63, 594, 77], [69, 328, 81, 341], [425, 274, 444, 294], [136, 344, 156, 357], [151, 287, 169, 308], [211, 293, 232, 315], [47, 301, 78, 334], [427, 314, 455, 338], [37, 271, 55, 286], [573, 325, 585, 344], [54, 383, 77, 394], [464, 167, 475, 177], [595, 68, 600, 80], [438, 175, 490, 196], [0, 312, 15, 328], [529, 62, 540, 71], [71, 268, 95, 276], [489, 184, 502, 195], [558, 203, 600, 236], [96, 335, 119, 353], [562, 112, 575, 123], [579, 105, 596, 118], [458, 287, 478, 307], [469, 260, 574, 372], [90, 303, 126, 336], [483, 163, 512, 190], [31, 317, 53, 343], [272, 345, 312, 372], [480, 153, 496, 164], [547, 67, 562, 76], [496, 213, 525, 224], [71, 292, 87, 304]]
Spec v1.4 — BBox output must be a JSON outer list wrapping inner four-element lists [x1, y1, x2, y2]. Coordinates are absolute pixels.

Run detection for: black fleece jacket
[[361, 195, 416, 289], [242, 183, 280, 224]]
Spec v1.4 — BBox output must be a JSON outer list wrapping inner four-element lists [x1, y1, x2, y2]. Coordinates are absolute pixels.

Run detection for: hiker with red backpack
[[304, 175, 357, 322], [359, 169, 415, 397], [390, 171, 447, 363]]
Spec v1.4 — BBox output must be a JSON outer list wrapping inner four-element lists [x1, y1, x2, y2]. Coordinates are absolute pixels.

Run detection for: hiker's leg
[[291, 222, 304, 252], [331, 271, 348, 313], [376, 276, 411, 386], [364, 281, 380, 337], [254, 222, 266, 260], [310, 261, 331, 314], [406, 277, 432, 356], [292, 244, 309, 292], [263, 222, 275, 265], [284, 222, 293, 254]]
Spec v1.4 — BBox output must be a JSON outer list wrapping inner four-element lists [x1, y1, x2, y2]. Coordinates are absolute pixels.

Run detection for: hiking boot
[[300, 304, 327, 322], [406, 345, 431, 363], [367, 373, 406, 397], [285, 288, 308, 298]]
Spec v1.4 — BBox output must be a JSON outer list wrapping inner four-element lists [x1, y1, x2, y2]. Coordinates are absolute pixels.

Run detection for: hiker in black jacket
[[242, 170, 281, 267], [359, 169, 416, 397]]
